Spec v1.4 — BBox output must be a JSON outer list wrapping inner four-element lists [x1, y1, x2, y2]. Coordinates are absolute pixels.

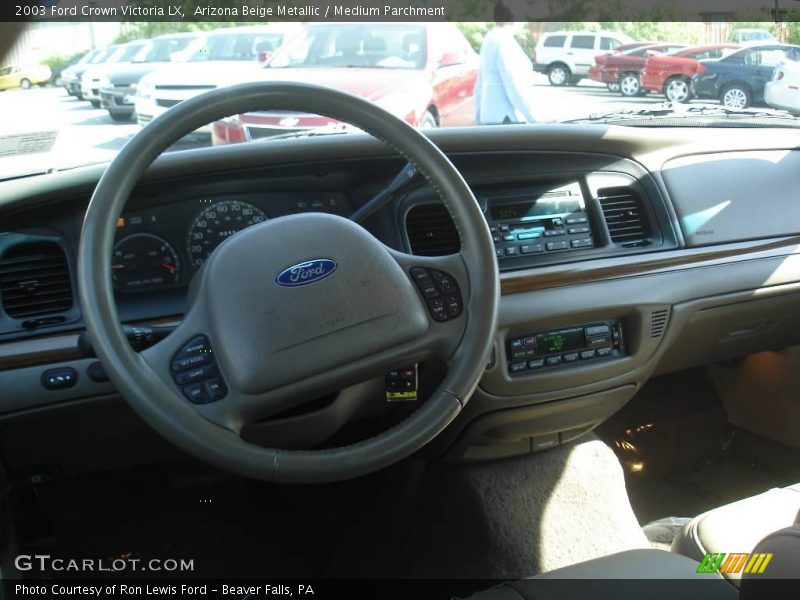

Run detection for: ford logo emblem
[[276, 259, 337, 287]]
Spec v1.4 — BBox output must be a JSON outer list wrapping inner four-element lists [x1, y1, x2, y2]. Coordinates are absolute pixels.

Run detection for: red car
[[213, 23, 478, 145], [641, 44, 741, 102], [589, 41, 659, 91], [589, 43, 686, 96]]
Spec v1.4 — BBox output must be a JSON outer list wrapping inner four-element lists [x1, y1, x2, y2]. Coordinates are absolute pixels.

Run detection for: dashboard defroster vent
[[650, 308, 670, 339], [405, 203, 460, 256], [598, 187, 648, 246], [0, 242, 74, 319]]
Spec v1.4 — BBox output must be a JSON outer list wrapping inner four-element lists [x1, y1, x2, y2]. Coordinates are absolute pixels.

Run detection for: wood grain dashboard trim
[[500, 236, 800, 295], [3, 237, 800, 371], [0, 317, 180, 372]]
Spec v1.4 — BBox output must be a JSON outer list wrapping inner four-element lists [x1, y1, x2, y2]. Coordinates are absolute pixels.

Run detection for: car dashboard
[[1, 124, 800, 471]]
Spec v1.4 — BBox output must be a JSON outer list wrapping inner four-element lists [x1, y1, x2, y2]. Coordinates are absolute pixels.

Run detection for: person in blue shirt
[[474, 22, 536, 125]]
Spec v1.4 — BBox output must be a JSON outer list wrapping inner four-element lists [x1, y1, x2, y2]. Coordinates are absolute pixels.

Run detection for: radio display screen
[[537, 328, 585, 354], [490, 196, 583, 222]]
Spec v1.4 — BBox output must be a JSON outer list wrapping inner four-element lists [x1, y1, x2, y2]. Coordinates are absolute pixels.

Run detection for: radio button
[[502, 234, 515, 242], [580, 349, 596, 360], [493, 235, 501, 243], [445, 294, 463, 317], [496, 249, 504, 258], [563, 352, 579, 363], [596, 347, 612, 358], [509, 361, 527, 373], [500, 225, 510, 232], [490, 226, 498, 233], [566, 216, 588, 224], [568, 227, 590, 235], [527, 358, 545, 370], [545, 241, 568, 251], [544, 229, 565, 237], [552, 218, 564, 227], [429, 297, 448, 322], [570, 238, 593, 249], [520, 244, 544, 254], [517, 231, 541, 240], [432, 271, 457, 293], [505, 246, 518, 256], [545, 355, 562, 366]]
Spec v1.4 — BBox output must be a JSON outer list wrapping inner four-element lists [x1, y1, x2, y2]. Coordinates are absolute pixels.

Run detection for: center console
[[505, 320, 626, 377]]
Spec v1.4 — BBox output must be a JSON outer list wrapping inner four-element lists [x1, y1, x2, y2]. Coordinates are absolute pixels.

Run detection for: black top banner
[[5, 0, 800, 22]]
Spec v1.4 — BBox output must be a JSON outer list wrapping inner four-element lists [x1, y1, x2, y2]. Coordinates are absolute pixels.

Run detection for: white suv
[[534, 30, 633, 86]]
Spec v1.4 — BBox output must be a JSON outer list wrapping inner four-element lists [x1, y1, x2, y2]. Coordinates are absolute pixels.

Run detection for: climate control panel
[[506, 320, 625, 376]]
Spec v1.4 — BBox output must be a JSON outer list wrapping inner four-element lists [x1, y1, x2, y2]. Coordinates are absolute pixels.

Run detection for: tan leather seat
[[671, 484, 800, 584]]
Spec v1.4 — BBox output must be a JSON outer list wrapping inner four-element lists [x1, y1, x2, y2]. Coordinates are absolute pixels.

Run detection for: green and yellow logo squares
[[696, 552, 773, 574]]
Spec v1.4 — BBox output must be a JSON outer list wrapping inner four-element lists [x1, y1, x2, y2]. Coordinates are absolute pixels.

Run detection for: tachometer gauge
[[186, 200, 267, 268], [111, 234, 181, 292]]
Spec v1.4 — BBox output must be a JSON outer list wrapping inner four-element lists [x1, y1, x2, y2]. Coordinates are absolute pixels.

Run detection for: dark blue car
[[691, 43, 800, 109]]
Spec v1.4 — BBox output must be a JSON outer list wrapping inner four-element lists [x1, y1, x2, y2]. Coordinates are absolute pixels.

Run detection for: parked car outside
[[211, 22, 478, 145], [534, 30, 633, 86], [0, 64, 51, 90], [641, 44, 741, 102], [590, 41, 658, 91], [61, 46, 117, 98], [80, 40, 149, 107], [98, 32, 199, 122], [729, 28, 776, 44], [588, 43, 686, 97], [49, 52, 88, 86], [133, 24, 301, 131], [692, 43, 800, 109], [765, 58, 800, 114]]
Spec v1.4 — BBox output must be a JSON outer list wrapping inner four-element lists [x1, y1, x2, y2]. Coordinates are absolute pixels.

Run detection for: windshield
[[134, 36, 195, 63], [268, 24, 427, 69], [1, 20, 800, 181], [187, 32, 285, 62]]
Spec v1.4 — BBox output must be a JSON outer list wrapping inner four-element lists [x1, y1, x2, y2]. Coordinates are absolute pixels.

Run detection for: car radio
[[506, 320, 625, 376], [483, 182, 594, 260]]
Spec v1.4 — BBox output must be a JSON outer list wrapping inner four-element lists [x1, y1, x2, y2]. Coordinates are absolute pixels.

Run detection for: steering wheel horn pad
[[78, 82, 499, 483]]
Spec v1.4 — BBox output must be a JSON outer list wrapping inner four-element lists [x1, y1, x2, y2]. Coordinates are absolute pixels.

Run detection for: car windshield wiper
[[252, 127, 354, 143], [562, 104, 800, 125]]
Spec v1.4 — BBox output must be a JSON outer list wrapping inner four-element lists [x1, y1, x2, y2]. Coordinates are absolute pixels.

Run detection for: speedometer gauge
[[186, 200, 267, 268], [112, 234, 181, 292]]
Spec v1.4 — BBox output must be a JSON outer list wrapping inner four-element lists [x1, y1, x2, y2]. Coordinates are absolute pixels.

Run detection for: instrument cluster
[[111, 192, 352, 294]]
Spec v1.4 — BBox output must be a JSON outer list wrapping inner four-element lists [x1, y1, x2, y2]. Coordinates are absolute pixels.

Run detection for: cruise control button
[[580, 349, 596, 360], [545, 355, 562, 366], [204, 378, 228, 402], [174, 364, 218, 385], [182, 383, 209, 404], [171, 352, 213, 372]]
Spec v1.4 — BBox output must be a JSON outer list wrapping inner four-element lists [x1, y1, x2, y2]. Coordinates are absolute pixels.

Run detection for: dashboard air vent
[[0, 242, 73, 319], [405, 203, 460, 256], [650, 308, 670, 339], [598, 187, 648, 246]]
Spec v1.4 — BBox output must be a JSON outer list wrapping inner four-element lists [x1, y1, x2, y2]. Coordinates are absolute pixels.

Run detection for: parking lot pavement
[[0, 78, 678, 181]]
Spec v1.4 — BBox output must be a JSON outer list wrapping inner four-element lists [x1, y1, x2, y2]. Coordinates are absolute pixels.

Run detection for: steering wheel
[[78, 82, 499, 483]]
